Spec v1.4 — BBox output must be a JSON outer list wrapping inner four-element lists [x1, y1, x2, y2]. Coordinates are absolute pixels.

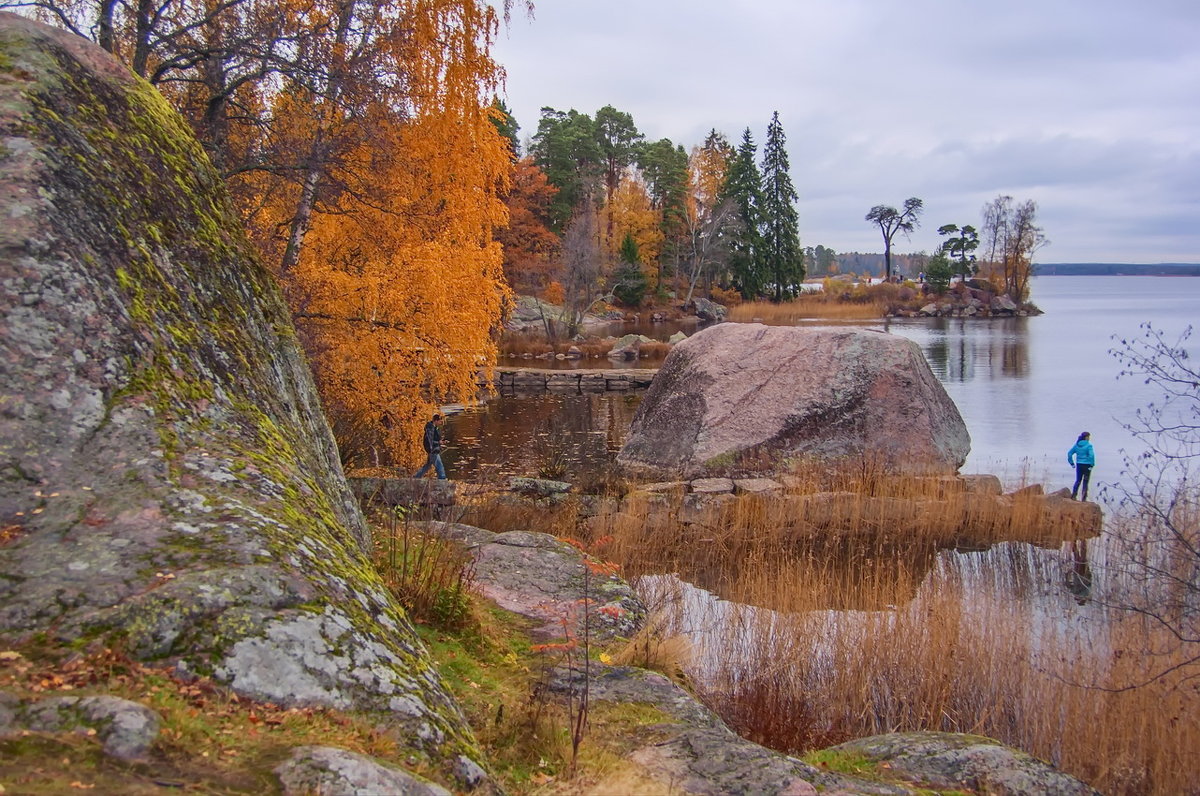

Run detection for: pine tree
[[721, 128, 766, 300], [760, 111, 804, 301]]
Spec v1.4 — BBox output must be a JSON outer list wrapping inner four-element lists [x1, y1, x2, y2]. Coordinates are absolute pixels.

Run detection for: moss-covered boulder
[[0, 12, 481, 784]]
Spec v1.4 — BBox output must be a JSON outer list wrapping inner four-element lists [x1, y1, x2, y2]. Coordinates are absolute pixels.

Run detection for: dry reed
[[727, 281, 924, 323], [573, 460, 1197, 795], [500, 333, 617, 360], [729, 297, 888, 323]]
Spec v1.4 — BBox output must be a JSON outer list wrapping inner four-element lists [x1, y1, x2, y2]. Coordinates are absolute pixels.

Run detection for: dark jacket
[[422, 420, 443, 455]]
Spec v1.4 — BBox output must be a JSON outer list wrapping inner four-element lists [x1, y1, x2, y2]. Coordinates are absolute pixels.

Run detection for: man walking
[[413, 413, 447, 480]]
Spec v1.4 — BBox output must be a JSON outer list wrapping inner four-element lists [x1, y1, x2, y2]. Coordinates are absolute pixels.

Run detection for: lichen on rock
[[0, 12, 483, 785]]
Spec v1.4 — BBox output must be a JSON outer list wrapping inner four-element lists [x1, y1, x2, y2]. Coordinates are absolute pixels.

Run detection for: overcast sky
[[490, 0, 1200, 263]]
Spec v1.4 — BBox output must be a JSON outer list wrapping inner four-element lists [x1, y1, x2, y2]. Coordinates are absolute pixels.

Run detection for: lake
[[445, 276, 1199, 490], [447, 276, 1199, 789]]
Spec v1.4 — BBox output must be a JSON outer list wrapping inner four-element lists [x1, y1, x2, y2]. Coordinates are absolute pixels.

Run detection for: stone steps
[[481, 367, 658, 394]]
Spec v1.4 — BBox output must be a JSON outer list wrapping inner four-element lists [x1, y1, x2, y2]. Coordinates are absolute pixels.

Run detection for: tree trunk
[[281, 146, 326, 276], [97, 0, 118, 53], [132, 0, 154, 78]]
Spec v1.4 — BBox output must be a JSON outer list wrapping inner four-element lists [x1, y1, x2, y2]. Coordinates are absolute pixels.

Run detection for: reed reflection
[[895, 316, 1030, 382]]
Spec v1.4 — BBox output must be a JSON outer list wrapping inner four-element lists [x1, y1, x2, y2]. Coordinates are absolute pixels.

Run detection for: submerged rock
[[0, 13, 481, 783], [618, 323, 970, 479]]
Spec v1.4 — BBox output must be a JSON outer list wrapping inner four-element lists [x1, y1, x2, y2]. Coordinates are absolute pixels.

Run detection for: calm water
[[883, 276, 1199, 481], [446, 276, 1199, 488]]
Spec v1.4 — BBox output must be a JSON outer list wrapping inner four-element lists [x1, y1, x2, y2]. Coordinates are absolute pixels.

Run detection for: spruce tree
[[760, 111, 804, 301], [721, 128, 766, 300], [613, 233, 647, 306]]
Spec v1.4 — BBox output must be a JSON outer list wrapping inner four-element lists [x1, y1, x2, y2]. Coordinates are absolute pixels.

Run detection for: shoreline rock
[[618, 323, 971, 479]]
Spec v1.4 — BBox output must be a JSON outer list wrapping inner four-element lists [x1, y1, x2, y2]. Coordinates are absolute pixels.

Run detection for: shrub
[[375, 513, 476, 630]]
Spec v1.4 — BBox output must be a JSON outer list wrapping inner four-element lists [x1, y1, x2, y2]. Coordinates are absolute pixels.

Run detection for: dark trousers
[[1072, 463, 1092, 500]]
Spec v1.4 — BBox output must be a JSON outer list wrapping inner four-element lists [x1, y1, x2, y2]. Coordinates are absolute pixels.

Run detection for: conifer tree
[[721, 128, 766, 300], [531, 108, 601, 231], [760, 111, 804, 301], [613, 233, 648, 306]]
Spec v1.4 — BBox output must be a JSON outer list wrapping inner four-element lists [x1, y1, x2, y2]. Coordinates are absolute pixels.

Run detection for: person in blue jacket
[[1067, 431, 1094, 500]]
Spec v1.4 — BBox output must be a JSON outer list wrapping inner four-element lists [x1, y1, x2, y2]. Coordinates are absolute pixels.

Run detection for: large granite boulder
[[618, 323, 970, 478], [0, 13, 480, 783]]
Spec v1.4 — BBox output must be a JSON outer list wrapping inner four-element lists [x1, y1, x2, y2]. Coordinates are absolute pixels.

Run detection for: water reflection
[[443, 394, 641, 482], [888, 316, 1030, 382], [1066, 539, 1093, 605]]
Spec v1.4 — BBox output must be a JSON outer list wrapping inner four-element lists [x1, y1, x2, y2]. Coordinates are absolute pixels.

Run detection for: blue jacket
[[1068, 439, 1094, 466]]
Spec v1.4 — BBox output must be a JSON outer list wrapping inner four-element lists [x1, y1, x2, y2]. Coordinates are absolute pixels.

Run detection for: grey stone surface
[[350, 477, 457, 507], [607, 333, 653, 360], [830, 732, 1099, 795], [641, 480, 689, 495], [692, 298, 727, 322], [275, 745, 452, 796], [0, 14, 478, 778], [961, 474, 1004, 495], [420, 525, 645, 644], [5, 693, 160, 761], [545, 665, 903, 796], [508, 476, 572, 498], [618, 324, 970, 479], [733, 477, 784, 494], [690, 477, 735, 495]]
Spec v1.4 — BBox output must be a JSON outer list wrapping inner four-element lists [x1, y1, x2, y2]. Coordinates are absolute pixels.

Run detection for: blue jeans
[[1072, 463, 1092, 500], [414, 452, 446, 480]]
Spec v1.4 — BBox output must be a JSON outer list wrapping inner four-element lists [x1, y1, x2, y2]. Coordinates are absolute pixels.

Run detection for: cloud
[[491, 0, 1200, 262]]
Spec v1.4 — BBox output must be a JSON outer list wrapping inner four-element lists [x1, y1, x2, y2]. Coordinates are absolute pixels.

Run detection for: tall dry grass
[[575, 461, 1197, 795], [728, 281, 922, 323]]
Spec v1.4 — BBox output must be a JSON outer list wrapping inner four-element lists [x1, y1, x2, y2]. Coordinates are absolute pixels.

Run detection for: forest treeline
[[498, 103, 809, 309], [5, 0, 1046, 465]]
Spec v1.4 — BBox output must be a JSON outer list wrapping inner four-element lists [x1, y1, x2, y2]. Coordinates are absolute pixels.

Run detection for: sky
[[489, 0, 1200, 264]]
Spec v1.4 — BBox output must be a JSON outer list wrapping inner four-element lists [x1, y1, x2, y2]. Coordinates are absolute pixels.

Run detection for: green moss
[[802, 748, 878, 777], [703, 451, 737, 469], [6, 25, 487, 778]]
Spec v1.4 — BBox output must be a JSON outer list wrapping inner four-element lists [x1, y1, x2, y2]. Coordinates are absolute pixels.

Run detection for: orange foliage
[[497, 156, 561, 295], [609, 176, 664, 280], [258, 0, 514, 466], [543, 281, 565, 306]]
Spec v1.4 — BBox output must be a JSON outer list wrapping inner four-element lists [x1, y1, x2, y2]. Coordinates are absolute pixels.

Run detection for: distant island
[[1035, 262, 1200, 276]]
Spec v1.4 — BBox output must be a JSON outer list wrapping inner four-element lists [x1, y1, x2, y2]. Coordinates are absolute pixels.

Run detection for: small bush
[[709, 286, 743, 306], [375, 514, 476, 630]]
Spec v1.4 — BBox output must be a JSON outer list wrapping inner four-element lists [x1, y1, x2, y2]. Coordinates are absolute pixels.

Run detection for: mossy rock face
[[0, 12, 481, 783]]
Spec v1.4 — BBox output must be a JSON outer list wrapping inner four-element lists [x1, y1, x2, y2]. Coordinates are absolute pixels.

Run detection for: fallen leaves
[[0, 524, 25, 547]]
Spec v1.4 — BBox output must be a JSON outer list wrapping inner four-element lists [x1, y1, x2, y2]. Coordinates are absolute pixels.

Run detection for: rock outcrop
[[618, 323, 971, 479], [0, 692, 161, 762], [0, 13, 480, 784], [829, 732, 1100, 795], [412, 522, 645, 643]]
